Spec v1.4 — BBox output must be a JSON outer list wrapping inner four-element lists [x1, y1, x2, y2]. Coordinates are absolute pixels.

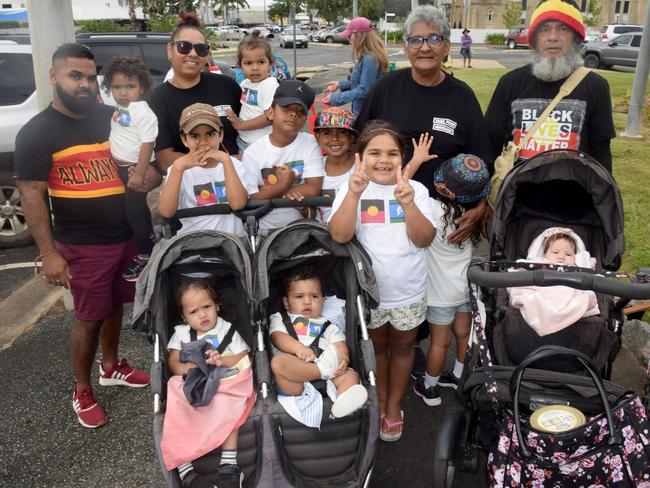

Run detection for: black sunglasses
[[406, 34, 445, 49], [173, 40, 210, 57]]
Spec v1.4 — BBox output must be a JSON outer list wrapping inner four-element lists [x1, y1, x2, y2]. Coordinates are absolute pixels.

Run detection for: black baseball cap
[[273, 80, 315, 113]]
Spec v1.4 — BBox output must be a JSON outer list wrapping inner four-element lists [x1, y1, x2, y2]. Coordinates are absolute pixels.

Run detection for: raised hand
[[393, 164, 414, 205], [174, 146, 211, 172], [407, 132, 437, 175], [201, 148, 229, 166], [224, 108, 243, 130], [348, 153, 369, 195]]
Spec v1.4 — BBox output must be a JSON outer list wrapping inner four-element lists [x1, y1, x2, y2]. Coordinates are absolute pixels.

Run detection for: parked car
[[582, 32, 643, 68], [0, 33, 234, 248], [317, 25, 349, 44], [240, 26, 274, 39], [0, 41, 37, 247], [206, 25, 243, 41], [263, 23, 282, 33], [506, 27, 529, 49], [279, 27, 309, 48], [309, 28, 327, 42], [599, 24, 642, 42], [584, 30, 600, 43]]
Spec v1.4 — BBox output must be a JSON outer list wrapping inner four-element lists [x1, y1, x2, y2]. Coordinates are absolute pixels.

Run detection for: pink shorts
[[55, 239, 136, 321]]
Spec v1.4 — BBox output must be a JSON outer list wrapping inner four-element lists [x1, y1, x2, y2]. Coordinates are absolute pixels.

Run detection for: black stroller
[[431, 150, 650, 487], [133, 201, 381, 487]]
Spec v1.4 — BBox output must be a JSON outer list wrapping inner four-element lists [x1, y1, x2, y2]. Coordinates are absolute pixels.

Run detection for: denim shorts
[[426, 302, 471, 326], [369, 298, 427, 331], [237, 135, 250, 153]]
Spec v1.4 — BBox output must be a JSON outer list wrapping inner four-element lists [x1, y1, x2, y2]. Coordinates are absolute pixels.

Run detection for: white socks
[[424, 373, 440, 389], [453, 359, 464, 379]]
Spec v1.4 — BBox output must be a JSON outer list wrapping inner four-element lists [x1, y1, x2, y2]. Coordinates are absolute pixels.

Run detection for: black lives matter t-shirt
[[355, 69, 493, 197], [485, 65, 616, 171], [148, 72, 242, 157], [14, 104, 131, 245]]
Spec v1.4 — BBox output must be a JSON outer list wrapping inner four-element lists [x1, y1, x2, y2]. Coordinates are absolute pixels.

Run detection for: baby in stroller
[[508, 227, 600, 336], [270, 267, 368, 421], [161, 279, 255, 488]]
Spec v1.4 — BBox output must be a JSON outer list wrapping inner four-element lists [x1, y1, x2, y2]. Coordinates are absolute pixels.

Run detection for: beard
[[531, 43, 584, 82], [55, 83, 97, 115]]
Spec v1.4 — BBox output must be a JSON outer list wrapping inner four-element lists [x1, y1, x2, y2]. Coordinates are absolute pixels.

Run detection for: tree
[[503, 3, 523, 29], [309, 0, 351, 23], [583, 0, 602, 27], [359, 0, 384, 22], [268, 0, 303, 26], [211, 0, 250, 24]]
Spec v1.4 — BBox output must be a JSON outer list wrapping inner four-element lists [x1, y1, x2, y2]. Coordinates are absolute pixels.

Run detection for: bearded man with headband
[[485, 0, 615, 172]]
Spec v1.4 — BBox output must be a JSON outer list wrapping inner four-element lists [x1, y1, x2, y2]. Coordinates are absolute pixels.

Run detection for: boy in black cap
[[242, 80, 325, 229]]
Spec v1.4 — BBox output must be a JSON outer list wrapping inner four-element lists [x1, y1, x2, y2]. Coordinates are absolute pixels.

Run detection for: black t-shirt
[[14, 104, 131, 245], [485, 65, 616, 171], [148, 72, 242, 157], [355, 68, 494, 197]]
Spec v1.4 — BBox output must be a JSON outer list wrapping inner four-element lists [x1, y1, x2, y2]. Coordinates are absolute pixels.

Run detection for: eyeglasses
[[406, 34, 445, 49], [173, 40, 210, 57]]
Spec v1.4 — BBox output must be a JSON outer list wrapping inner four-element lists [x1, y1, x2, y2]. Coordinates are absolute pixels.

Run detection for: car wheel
[[326, 36, 333, 43], [583, 53, 600, 69], [507, 39, 516, 49], [0, 177, 33, 248]]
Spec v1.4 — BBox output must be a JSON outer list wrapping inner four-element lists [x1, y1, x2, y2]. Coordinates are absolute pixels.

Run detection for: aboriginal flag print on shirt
[[261, 167, 278, 186], [292, 316, 310, 337], [511, 98, 586, 160], [193, 181, 228, 206], [361, 199, 385, 224]]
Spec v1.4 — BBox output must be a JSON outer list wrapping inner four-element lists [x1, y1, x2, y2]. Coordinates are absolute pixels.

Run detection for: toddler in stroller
[[161, 278, 255, 488], [270, 267, 368, 422], [508, 227, 600, 337]]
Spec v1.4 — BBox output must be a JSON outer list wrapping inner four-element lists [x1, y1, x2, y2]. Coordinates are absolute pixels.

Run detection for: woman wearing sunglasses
[[149, 12, 243, 172], [356, 5, 492, 245]]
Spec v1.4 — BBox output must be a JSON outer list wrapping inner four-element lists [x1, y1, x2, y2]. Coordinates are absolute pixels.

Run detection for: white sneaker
[[316, 344, 340, 380], [331, 384, 368, 418]]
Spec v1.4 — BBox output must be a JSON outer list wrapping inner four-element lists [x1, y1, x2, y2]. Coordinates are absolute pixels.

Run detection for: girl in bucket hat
[[413, 154, 491, 408], [312, 107, 358, 221]]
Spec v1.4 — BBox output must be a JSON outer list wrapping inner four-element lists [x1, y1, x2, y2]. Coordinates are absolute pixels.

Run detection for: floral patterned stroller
[[431, 150, 650, 487]]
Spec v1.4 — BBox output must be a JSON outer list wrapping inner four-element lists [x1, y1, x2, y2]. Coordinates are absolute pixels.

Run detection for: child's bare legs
[[370, 323, 418, 434], [331, 368, 360, 395], [271, 354, 321, 395], [427, 311, 471, 376]]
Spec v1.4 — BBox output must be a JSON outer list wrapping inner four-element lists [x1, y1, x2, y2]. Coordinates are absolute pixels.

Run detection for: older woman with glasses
[[149, 12, 242, 171], [356, 5, 492, 243], [355, 5, 493, 441]]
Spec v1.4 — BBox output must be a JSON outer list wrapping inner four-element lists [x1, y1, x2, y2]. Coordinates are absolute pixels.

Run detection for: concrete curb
[[0, 275, 63, 351], [307, 42, 346, 48], [622, 319, 650, 366]]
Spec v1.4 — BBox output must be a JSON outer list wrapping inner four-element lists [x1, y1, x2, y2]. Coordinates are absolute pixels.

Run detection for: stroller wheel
[[432, 457, 456, 488], [432, 406, 466, 488]]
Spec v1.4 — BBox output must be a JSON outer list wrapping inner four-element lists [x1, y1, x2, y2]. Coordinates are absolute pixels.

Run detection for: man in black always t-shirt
[[14, 44, 149, 430], [485, 0, 615, 171]]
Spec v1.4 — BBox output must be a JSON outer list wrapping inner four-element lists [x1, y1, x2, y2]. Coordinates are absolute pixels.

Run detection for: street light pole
[[621, 0, 650, 139], [384, 12, 395, 46], [353, 0, 358, 18]]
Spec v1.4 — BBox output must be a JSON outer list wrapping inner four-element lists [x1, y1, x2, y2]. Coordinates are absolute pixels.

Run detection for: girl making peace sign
[[328, 120, 435, 442]]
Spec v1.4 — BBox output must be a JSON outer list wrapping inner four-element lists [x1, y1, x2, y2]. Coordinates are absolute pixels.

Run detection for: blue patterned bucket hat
[[434, 154, 491, 203]]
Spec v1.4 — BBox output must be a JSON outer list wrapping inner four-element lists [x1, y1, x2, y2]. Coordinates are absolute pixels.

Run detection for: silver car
[[582, 32, 643, 69], [280, 26, 309, 48]]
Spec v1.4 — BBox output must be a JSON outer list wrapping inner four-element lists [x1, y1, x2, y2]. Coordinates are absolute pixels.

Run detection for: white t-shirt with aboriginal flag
[[171, 156, 259, 235], [242, 132, 325, 230], [269, 312, 346, 356], [330, 180, 435, 309]]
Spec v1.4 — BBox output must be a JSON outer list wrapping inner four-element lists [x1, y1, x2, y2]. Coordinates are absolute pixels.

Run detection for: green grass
[[454, 69, 650, 274]]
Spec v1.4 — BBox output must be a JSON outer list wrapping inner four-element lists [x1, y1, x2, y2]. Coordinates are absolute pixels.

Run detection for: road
[[213, 39, 535, 70]]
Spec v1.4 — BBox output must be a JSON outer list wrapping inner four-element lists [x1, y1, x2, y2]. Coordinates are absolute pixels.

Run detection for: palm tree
[[211, 0, 250, 24]]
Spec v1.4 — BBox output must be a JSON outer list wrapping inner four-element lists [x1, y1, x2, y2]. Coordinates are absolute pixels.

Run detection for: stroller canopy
[[254, 221, 380, 307], [491, 150, 625, 270], [132, 230, 254, 334]]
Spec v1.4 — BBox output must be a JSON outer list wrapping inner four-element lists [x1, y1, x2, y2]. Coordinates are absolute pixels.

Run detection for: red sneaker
[[72, 385, 107, 428], [98, 358, 149, 388]]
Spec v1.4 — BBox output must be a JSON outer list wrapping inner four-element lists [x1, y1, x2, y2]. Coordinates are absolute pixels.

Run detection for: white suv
[[0, 41, 38, 247], [600, 24, 642, 41]]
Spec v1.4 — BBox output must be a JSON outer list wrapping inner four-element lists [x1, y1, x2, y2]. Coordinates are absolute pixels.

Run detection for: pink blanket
[[160, 367, 256, 470], [508, 284, 599, 336]]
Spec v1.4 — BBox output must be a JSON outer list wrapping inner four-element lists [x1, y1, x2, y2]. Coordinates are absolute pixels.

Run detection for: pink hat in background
[[341, 17, 373, 39]]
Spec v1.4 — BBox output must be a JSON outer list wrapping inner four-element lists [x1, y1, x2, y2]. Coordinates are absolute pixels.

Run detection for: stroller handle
[[467, 261, 650, 300], [173, 196, 334, 220]]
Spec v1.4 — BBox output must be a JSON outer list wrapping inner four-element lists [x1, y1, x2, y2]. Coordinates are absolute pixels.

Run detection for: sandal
[[380, 410, 404, 442]]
